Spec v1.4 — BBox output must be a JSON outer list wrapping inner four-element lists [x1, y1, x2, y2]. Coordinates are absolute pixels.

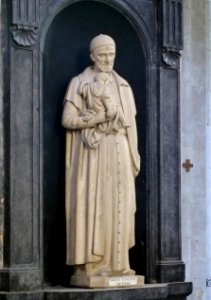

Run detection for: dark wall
[[43, 1, 147, 285]]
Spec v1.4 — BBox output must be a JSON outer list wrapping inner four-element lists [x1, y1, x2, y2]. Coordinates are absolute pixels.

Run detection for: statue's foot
[[122, 269, 136, 275], [74, 265, 136, 277]]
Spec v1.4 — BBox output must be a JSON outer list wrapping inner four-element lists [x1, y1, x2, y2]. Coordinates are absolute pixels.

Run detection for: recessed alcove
[[0, 0, 194, 298], [43, 0, 147, 286]]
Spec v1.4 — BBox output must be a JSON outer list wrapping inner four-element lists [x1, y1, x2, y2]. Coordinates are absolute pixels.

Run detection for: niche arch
[[42, 0, 153, 286]]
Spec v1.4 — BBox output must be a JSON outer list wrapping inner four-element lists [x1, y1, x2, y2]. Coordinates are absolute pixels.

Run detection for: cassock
[[62, 66, 140, 276]]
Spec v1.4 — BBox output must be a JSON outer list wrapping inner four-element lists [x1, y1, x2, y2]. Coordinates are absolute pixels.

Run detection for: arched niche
[[43, 0, 149, 286]]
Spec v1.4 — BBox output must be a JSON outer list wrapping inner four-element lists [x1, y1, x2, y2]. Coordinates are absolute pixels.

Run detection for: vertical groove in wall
[[26, 0, 29, 22], [35, 0, 39, 23], [12, 0, 39, 25], [163, 0, 183, 49], [177, 2, 182, 46], [172, 1, 176, 45]]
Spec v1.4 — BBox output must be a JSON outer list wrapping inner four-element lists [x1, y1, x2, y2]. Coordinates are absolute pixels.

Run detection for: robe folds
[[62, 66, 140, 275]]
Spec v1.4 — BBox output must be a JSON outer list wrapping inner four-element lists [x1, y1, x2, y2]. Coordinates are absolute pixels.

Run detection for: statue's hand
[[106, 105, 117, 120], [82, 110, 96, 122], [92, 111, 107, 124], [82, 110, 107, 127]]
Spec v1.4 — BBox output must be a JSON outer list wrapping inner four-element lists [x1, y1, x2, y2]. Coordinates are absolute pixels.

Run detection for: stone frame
[[0, 0, 192, 299]]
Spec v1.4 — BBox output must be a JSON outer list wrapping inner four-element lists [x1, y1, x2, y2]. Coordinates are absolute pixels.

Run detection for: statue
[[62, 34, 143, 287]]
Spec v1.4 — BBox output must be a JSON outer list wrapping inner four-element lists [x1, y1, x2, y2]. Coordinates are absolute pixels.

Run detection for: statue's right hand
[[81, 110, 106, 127], [82, 110, 96, 122]]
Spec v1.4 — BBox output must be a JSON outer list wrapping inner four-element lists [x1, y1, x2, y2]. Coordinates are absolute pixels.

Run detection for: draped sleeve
[[62, 76, 87, 129]]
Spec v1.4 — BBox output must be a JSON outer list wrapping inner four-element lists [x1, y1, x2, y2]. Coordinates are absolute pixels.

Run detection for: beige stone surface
[[62, 34, 140, 282], [70, 274, 145, 288], [181, 1, 209, 300]]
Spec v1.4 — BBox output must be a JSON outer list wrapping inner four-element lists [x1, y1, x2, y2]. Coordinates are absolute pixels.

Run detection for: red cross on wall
[[182, 159, 193, 172]]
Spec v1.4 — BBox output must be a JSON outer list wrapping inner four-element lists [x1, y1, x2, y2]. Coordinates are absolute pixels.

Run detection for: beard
[[95, 62, 114, 73]]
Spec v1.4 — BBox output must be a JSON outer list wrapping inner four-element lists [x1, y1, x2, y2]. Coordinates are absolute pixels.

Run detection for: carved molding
[[162, 48, 181, 68], [13, 0, 39, 24], [12, 24, 38, 47], [12, 0, 39, 47], [162, 0, 183, 50]]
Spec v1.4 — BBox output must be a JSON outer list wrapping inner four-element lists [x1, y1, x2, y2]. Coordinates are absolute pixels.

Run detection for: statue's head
[[90, 34, 116, 73]]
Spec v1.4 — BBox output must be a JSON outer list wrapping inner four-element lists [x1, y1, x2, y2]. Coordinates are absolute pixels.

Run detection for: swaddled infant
[[82, 72, 128, 128]]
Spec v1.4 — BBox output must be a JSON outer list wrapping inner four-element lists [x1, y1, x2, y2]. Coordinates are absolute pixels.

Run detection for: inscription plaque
[[109, 276, 138, 287]]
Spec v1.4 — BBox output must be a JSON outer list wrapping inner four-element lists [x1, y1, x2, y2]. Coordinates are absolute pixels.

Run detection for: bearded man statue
[[62, 34, 143, 288]]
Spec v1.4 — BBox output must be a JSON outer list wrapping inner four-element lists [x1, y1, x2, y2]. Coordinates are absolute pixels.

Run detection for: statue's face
[[91, 46, 116, 73]]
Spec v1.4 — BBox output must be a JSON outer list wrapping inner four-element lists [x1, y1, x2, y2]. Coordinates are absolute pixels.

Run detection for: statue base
[[70, 274, 145, 288]]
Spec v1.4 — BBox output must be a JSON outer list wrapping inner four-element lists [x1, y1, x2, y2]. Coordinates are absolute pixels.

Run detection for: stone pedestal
[[70, 275, 145, 288]]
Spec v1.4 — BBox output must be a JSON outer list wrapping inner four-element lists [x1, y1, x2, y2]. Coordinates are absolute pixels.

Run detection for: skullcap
[[90, 34, 115, 53]]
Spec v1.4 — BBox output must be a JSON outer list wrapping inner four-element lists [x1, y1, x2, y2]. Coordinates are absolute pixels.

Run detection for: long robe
[[62, 66, 140, 276]]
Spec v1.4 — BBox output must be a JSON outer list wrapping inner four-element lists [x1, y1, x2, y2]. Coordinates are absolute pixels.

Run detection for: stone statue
[[62, 34, 143, 287]]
